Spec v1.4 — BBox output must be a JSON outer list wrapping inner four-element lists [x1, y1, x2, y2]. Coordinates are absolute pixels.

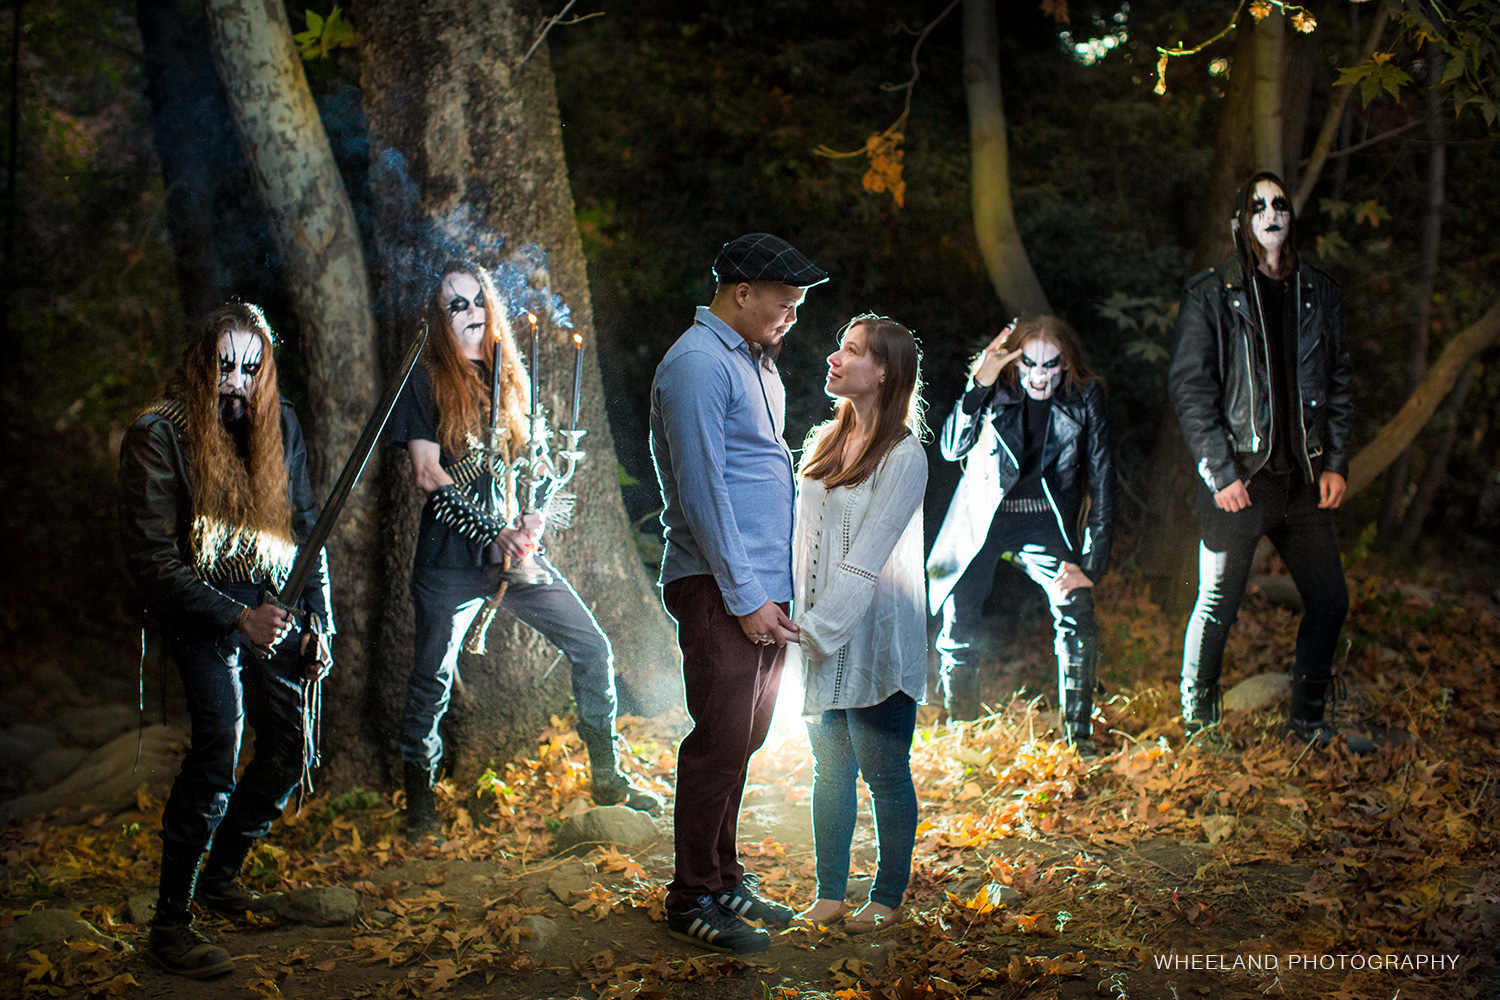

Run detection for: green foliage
[[1395, 2, 1500, 127], [327, 787, 383, 814], [294, 5, 357, 61], [1334, 51, 1415, 107]]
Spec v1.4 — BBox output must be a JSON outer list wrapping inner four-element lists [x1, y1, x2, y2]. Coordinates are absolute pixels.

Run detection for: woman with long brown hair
[[927, 314, 1116, 750], [790, 314, 928, 933], [384, 264, 662, 834]]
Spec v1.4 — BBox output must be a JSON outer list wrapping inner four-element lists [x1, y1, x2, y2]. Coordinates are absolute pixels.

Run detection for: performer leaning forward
[[385, 263, 660, 835], [119, 304, 334, 979]]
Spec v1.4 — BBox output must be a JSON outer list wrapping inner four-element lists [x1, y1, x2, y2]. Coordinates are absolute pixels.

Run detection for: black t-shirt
[[1009, 394, 1053, 499], [1253, 268, 1299, 479], [385, 361, 496, 569]]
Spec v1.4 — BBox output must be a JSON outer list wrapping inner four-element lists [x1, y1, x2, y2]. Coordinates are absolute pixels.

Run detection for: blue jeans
[[804, 692, 918, 909]]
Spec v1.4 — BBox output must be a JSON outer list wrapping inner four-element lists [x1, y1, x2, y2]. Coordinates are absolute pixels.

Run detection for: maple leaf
[[595, 846, 647, 879]]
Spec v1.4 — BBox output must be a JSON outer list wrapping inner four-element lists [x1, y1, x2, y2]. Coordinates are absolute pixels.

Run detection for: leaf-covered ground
[[2, 568, 1498, 999]]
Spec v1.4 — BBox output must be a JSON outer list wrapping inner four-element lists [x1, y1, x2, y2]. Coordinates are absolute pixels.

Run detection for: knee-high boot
[[579, 723, 663, 815], [1058, 636, 1097, 748], [147, 844, 235, 979], [942, 667, 981, 722], [197, 831, 283, 914]]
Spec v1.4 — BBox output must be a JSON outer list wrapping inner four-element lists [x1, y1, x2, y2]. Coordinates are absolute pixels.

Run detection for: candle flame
[[527, 312, 537, 326], [573, 333, 583, 347]]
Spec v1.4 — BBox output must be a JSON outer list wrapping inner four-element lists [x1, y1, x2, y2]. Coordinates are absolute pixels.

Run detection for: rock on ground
[[273, 886, 360, 926], [550, 805, 662, 856], [1223, 673, 1291, 714], [27, 747, 89, 790], [518, 915, 559, 953], [1249, 575, 1303, 611], [0, 724, 184, 825], [126, 891, 158, 926], [58, 705, 139, 748], [547, 862, 595, 905], [0, 724, 60, 768], [0, 909, 130, 962]]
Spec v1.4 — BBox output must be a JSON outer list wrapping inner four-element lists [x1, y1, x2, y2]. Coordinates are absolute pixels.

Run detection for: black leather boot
[[943, 667, 982, 722], [1289, 676, 1374, 754], [580, 724, 664, 815], [197, 832, 284, 915], [148, 848, 234, 979], [403, 762, 441, 836], [1180, 682, 1221, 735], [1059, 636, 1098, 756]]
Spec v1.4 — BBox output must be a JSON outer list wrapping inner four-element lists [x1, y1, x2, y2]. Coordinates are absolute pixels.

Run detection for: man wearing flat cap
[[649, 233, 828, 953]]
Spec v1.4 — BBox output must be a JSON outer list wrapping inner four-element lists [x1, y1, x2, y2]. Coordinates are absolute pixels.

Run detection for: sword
[[254, 323, 429, 654]]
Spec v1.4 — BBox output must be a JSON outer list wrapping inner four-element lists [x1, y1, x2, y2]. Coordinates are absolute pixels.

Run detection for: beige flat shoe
[[843, 902, 901, 934], [795, 899, 849, 925]]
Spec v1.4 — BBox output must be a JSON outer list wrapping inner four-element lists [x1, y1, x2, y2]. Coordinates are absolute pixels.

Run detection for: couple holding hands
[[648, 233, 1112, 954]]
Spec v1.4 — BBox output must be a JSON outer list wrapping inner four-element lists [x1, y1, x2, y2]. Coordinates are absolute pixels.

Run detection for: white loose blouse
[[791, 434, 929, 720]]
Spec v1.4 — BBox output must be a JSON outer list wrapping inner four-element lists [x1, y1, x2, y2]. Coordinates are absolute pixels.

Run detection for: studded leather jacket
[[117, 397, 335, 638], [1169, 257, 1354, 493]]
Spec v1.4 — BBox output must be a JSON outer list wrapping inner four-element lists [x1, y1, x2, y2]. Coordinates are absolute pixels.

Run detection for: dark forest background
[[0, 0, 1496, 778]]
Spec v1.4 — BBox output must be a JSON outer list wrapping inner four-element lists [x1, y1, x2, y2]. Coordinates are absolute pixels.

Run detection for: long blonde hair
[[799, 314, 926, 489], [161, 303, 296, 580], [423, 266, 530, 460]]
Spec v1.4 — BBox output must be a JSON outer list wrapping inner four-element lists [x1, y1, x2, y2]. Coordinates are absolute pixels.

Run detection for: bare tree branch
[[517, 1, 605, 70]]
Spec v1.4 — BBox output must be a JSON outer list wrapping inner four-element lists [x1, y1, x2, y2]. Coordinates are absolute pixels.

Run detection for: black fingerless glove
[[431, 485, 505, 547]]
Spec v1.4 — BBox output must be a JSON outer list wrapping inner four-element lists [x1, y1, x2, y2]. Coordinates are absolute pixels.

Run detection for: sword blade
[[276, 324, 429, 603]]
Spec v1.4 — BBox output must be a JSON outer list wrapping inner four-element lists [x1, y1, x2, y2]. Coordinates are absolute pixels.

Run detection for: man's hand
[[239, 602, 291, 647], [517, 511, 544, 547], [1214, 479, 1251, 512], [968, 320, 1022, 388], [1318, 470, 1347, 509], [300, 632, 333, 681], [1051, 562, 1095, 602], [738, 601, 799, 647]]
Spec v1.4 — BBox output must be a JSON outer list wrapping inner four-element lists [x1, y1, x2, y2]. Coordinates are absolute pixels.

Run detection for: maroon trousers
[[663, 575, 787, 913]]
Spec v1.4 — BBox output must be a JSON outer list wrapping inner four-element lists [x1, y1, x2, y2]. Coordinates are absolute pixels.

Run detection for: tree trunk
[[1252, 10, 1285, 176], [1279, 4, 1321, 196], [1347, 298, 1500, 497], [1394, 361, 1479, 558], [203, 0, 384, 783], [962, 0, 1049, 316], [1140, 17, 1258, 616], [1378, 42, 1446, 538], [356, 0, 680, 780], [1293, 2, 1390, 213]]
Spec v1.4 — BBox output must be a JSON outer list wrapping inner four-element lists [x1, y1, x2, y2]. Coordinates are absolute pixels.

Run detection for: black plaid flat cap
[[712, 233, 829, 288]]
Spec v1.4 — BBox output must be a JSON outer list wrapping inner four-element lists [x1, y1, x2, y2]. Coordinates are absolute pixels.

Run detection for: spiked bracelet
[[431, 484, 505, 548]]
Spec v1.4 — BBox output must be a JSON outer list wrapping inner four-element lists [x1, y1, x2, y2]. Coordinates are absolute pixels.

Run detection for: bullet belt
[[997, 496, 1049, 514]]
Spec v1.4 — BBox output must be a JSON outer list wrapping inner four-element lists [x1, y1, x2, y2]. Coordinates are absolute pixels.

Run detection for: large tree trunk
[[962, 0, 1049, 316], [356, 0, 680, 780], [1347, 298, 1500, 497], [203, 0, 384, 783], [1379, 43, 1446, 538], [1140, 18, 1259, 615], [1251, 11, 1285, 176]]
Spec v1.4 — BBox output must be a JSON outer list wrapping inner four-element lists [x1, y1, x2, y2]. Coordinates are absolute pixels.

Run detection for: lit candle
[[526, 312, 539, 426], [569, 332, 584, 435]]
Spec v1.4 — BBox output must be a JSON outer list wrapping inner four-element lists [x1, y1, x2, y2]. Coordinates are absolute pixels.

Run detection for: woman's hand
[[1050, 561, 1095, 602], [969, 320, 1022, 387]]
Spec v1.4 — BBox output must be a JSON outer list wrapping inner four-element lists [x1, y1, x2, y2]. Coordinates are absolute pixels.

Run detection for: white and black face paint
[[1250, 179, 1291, 254], [217, 329, 263, 423], [1017, 337, 1064, 400], [441, 271, 486, 350]]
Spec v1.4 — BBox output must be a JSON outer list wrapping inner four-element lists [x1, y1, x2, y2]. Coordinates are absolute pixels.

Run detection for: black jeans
[[159, 581, 309, 858], [936, 512, 1097, 682], [1182, 472, 1349, 698]]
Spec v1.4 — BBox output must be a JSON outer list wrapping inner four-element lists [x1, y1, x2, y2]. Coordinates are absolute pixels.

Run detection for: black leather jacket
[[1169, 257, 1354, 492], [117, 398, 334, 638], [939, 378, 1117, 581]]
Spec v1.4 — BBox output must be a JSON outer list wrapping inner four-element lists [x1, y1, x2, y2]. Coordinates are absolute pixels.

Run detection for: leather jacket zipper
[[1249, 274, 1274, 465], [1293, 281, 1313, 480]]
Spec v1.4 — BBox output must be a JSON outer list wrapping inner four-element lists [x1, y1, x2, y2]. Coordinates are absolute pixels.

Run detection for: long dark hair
[[995, 314, 1099, 396], [799, 314, 926, 489], [161, 302, 295, 579], [1232, 170, 1298, 280], [422, 265, 530, 460]]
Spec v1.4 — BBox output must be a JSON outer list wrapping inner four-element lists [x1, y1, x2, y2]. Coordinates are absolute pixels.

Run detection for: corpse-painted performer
[[928, 315, 1116, 750], [1170, 172, 1372, 753], [118, 304, 334, 979], [386, 265, 661, 834]]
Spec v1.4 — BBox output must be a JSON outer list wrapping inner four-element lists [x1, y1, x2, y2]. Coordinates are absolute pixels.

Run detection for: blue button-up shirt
[[650, 306, 795, 616]]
